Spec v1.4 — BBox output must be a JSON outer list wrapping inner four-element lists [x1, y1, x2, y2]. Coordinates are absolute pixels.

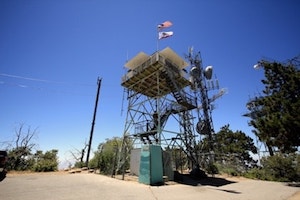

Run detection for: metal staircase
[[138, 103, 177, 144], [162, 64, 197, 110]]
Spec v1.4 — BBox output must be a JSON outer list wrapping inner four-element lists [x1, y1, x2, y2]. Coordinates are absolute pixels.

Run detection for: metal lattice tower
[[119, 47, 225, 172]]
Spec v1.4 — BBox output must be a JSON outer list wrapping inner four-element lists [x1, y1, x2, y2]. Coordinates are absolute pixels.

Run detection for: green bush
[[32, 150, 59, 172], [206, 163, 219, 175], [32, 159, 58, 172], [244, 167, 269, 180], [74, 161, 86, 168], [245, 153, 300, 182], [221, 166, 240, 176], [215, 162, 243, 176]]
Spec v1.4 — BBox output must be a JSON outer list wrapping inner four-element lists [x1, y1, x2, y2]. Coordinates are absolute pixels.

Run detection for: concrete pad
[[0, 172, 299, 200]]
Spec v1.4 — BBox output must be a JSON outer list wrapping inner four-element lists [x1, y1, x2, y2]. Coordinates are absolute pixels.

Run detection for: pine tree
[[200, 125, 258, 172], [246, 58, 300, 154]]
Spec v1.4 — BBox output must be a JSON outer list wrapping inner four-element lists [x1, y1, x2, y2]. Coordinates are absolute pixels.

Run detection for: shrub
[[32, 150, 58, 172], [206, 163, 219, 175], [215, 162, 243, 176], [245, 153, 300, 182]]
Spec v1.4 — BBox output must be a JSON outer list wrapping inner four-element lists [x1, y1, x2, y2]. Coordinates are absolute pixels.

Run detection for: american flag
[[157, 21, 173, 30]]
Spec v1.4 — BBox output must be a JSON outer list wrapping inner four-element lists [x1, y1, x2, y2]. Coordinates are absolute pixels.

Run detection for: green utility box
[[139, 145, 163, 185]]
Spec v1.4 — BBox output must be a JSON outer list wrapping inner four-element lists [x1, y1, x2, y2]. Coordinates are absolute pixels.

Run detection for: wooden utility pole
[[86, 77, 102, 167]]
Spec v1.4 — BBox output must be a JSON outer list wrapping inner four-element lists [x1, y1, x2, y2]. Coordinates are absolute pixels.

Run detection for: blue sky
[[1, 0, 299, 168]]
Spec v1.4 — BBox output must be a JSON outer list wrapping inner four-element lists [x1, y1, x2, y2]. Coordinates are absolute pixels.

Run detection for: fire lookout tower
[[119, 47, 225, 182]]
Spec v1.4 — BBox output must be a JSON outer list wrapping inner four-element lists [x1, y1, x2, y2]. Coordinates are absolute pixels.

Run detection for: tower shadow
[[173, 171, 237, 187]]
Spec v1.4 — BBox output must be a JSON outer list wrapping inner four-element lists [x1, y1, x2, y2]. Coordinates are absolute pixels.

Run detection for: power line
[[0, 73, 94, 87], [0, 80, 94, 97], [0, 73, 96, 96]]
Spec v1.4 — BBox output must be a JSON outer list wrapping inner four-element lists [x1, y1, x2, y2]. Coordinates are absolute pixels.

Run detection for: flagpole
[[156, 25, 159, 52], [156, 34, 159, 52]]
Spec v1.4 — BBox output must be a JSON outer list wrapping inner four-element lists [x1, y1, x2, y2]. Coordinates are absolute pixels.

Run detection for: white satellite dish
[[204, 66, 213, 80], [190, 66, 200, 76], [253, 63, 261, 69]]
